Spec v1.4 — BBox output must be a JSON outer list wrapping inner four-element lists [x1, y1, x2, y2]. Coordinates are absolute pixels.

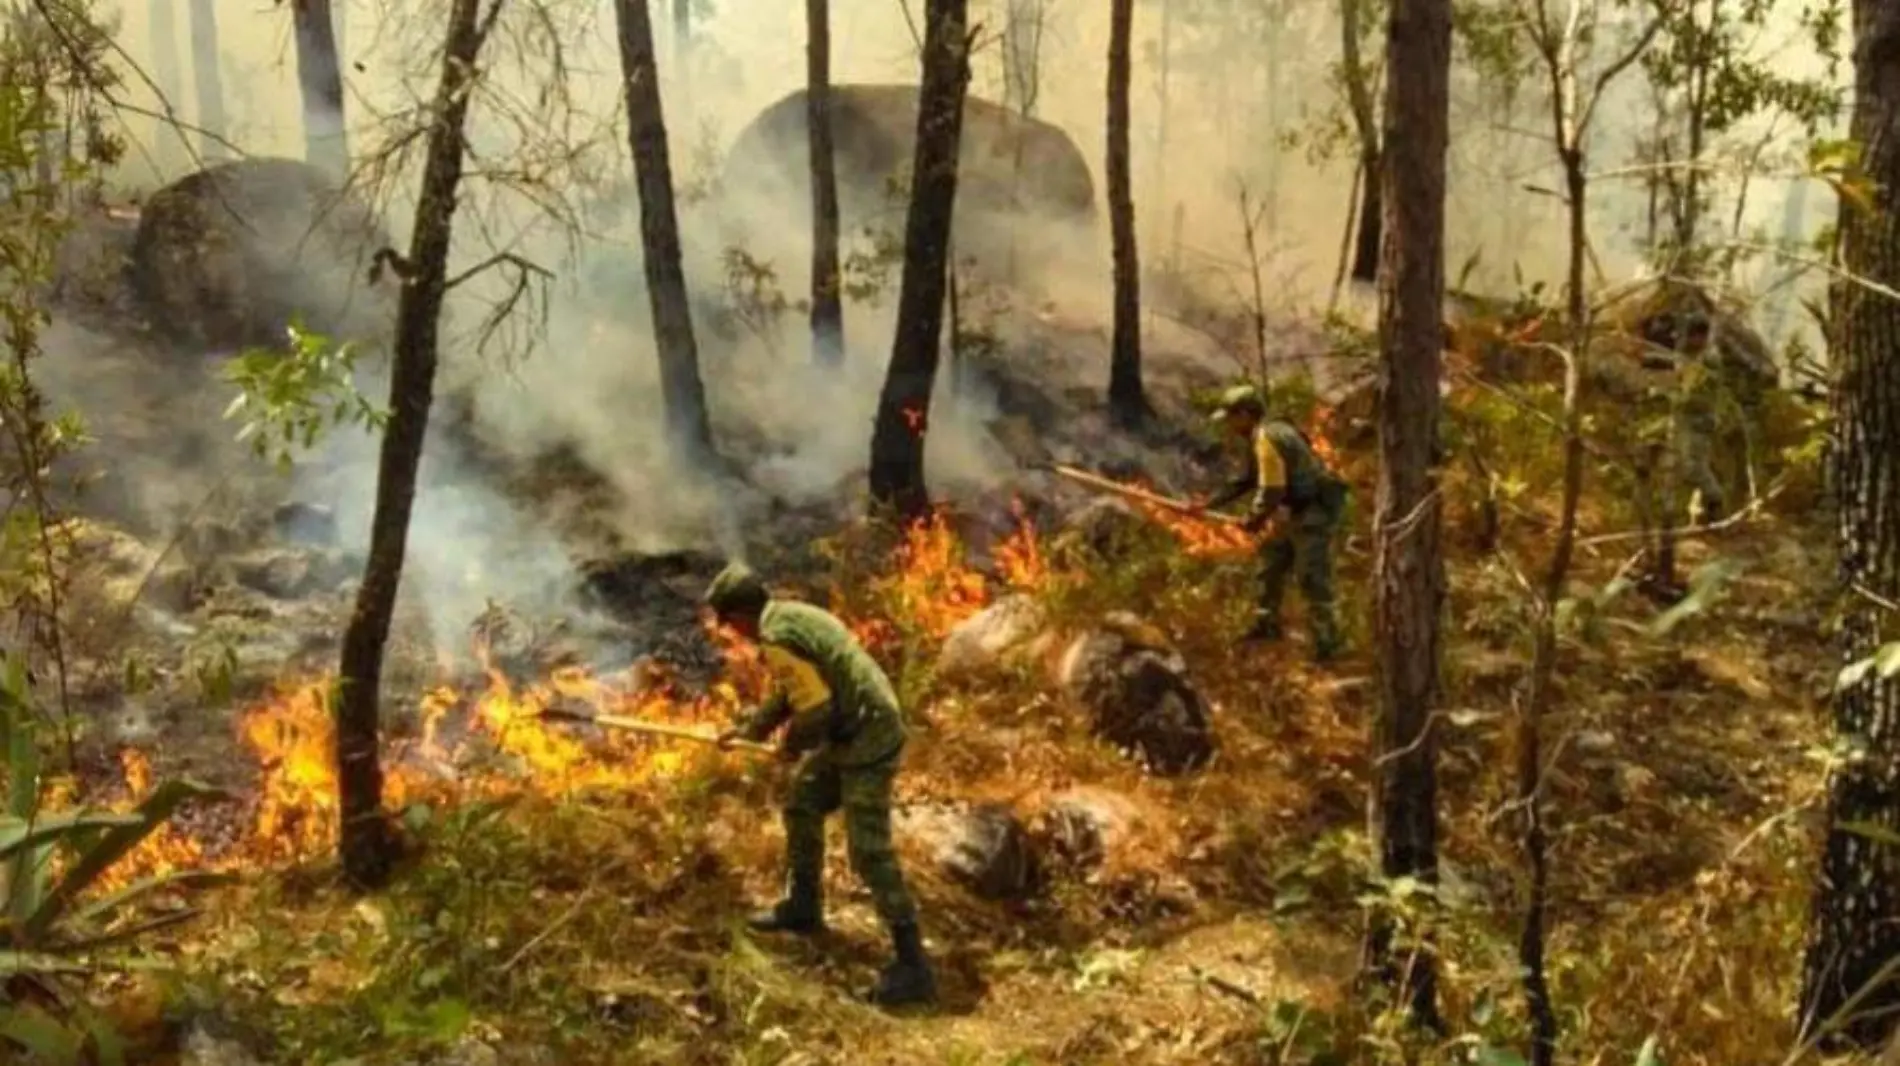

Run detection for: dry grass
[[72, 390, 1870, 1065]]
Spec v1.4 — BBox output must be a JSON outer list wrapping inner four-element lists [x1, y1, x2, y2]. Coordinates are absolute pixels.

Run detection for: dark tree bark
[[1350, 157, 1383, 283], [290, 0, 350, 178], [807, 0, 844, 367], [1797, 0, 1900, 1046], [334, 0, 498, 891], [149, 0, 183, 166], [187, 0, 227, 161], [614, 0, 716, 462], [1362, 0, 1449, 1032], [1105, 0, 1148, 428], [1339, 0, 1382, 285], [867, 0, 971, 520]]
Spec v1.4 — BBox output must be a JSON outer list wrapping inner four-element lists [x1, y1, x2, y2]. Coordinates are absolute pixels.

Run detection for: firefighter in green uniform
[[1197, 384, 1349, 661], [1640, 309, 1727, 523], [704, 563, 937, 1007]]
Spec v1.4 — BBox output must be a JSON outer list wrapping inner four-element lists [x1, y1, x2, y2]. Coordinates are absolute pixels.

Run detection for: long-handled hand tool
[[537, 703, 778, 756], [1043, 462, 1250, 527]]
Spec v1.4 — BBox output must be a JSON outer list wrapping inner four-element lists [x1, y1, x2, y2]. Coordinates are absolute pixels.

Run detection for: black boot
[[746, 874, 824, 935], [867, 921, 937, 1006], [1311, 617, 1345, 664], [1240, 615, 1283, 644]]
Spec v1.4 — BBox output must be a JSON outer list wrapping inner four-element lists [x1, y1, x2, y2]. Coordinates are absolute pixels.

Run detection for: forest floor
[[63, 437, 1850, 1066]]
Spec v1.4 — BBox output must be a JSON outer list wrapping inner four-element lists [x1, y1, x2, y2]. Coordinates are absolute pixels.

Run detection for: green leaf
[[71, 870, 230, 928], [1475, 1045, 1530, 1066], [1839, 821, 1900, 848], [23, 779, 229, 943], [0, 1003, 83, 1063], [78, 1006, 126, 1066], [1835, 642, 1900, 690], [0, 812, 147, 863], [1647, 558, 1743, 638]]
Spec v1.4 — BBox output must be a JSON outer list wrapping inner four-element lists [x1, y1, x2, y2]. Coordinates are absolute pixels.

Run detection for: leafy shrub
[[0, 656, 228, 1064]]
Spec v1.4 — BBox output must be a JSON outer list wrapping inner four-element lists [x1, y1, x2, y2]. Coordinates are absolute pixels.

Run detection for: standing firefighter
[[704, 563, 937, 1007], [1199, 383, 1349, 661], [1639, 308, 1729, 524]]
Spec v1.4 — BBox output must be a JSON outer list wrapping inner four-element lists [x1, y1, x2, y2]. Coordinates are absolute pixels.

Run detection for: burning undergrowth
[[86, 487, 1255, 887]]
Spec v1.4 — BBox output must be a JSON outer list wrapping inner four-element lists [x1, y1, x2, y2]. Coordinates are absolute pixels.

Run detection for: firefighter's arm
[[730, 690, 792, 744], [1205, 477, 1253, 510], [747, 645, 834, 756]]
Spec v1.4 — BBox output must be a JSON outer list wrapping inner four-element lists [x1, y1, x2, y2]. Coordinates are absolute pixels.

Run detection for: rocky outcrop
[[1055, 613, 1215, 775], [130, 157, 394, 351]]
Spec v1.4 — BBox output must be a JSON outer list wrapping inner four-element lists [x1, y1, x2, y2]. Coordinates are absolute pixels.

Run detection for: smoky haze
[[72, 0, 1839, 646]]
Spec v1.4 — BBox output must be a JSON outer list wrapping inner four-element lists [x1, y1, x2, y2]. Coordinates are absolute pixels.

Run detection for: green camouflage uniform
[[1672, 354, 1727, 523], [1209, 389, 1349, 660], [733, 599, 917, 927]]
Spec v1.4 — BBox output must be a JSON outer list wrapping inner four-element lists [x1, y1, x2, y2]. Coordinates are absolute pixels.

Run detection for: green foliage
[[1836, 642, 1900, 692], [0, 654, 228, 1065], [222, 323, 387, 471]]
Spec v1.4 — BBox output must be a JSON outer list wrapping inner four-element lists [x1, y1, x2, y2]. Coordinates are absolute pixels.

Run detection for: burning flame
[[83, 491, 1243, 882], [208, 640, 760, 865]]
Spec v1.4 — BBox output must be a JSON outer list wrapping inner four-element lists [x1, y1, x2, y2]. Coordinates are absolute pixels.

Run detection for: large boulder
[[130, 158, 395, 351], [1055, 613, 1215, 775], [718, 85, 1096, 277]]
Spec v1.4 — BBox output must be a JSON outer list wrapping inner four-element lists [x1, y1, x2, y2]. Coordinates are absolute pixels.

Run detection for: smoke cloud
[[47, 0, 1840, 649]]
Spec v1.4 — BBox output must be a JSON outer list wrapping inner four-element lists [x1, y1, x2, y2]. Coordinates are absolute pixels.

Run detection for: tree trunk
[[1797, 0, 1900, 1045], [187, 0, 227, 161], [1106, 0, 1147, 428], [1363, 0, 1449, 1031], [149, 0, 183, 169], [1340, 0, 1382, 284], [291, 0, 350, 178], [334, 0, 496, 892], [614, 0, 716, 462], [333, 0, 348, 86], [807, 0, 844, 367], [1350, 153, 1383, 283], [867, 0, 971, 520]]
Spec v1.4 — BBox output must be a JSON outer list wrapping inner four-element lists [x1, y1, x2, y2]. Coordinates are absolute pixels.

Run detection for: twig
[[501, 888, 594, 971], [1191, 965, 1264, 1006], [1853, 584, 1900, 614]]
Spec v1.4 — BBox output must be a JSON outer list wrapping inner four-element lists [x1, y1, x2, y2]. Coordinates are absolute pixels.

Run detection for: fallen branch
[[1043, 463, 1248, 526], [1576, 486, 1783, 547]]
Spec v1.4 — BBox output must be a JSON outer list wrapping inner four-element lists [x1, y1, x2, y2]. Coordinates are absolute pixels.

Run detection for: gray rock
[[231, 547, 353, 599], [936, 594, 1047, 680], [898, 802, 1040, 901], [182, 1026, 262, 1066], [1033, 787, 1140, 869], [272, 501, 338, 545], [1055, 613, 1215, 775], [1057, 497, 1150, 560]]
